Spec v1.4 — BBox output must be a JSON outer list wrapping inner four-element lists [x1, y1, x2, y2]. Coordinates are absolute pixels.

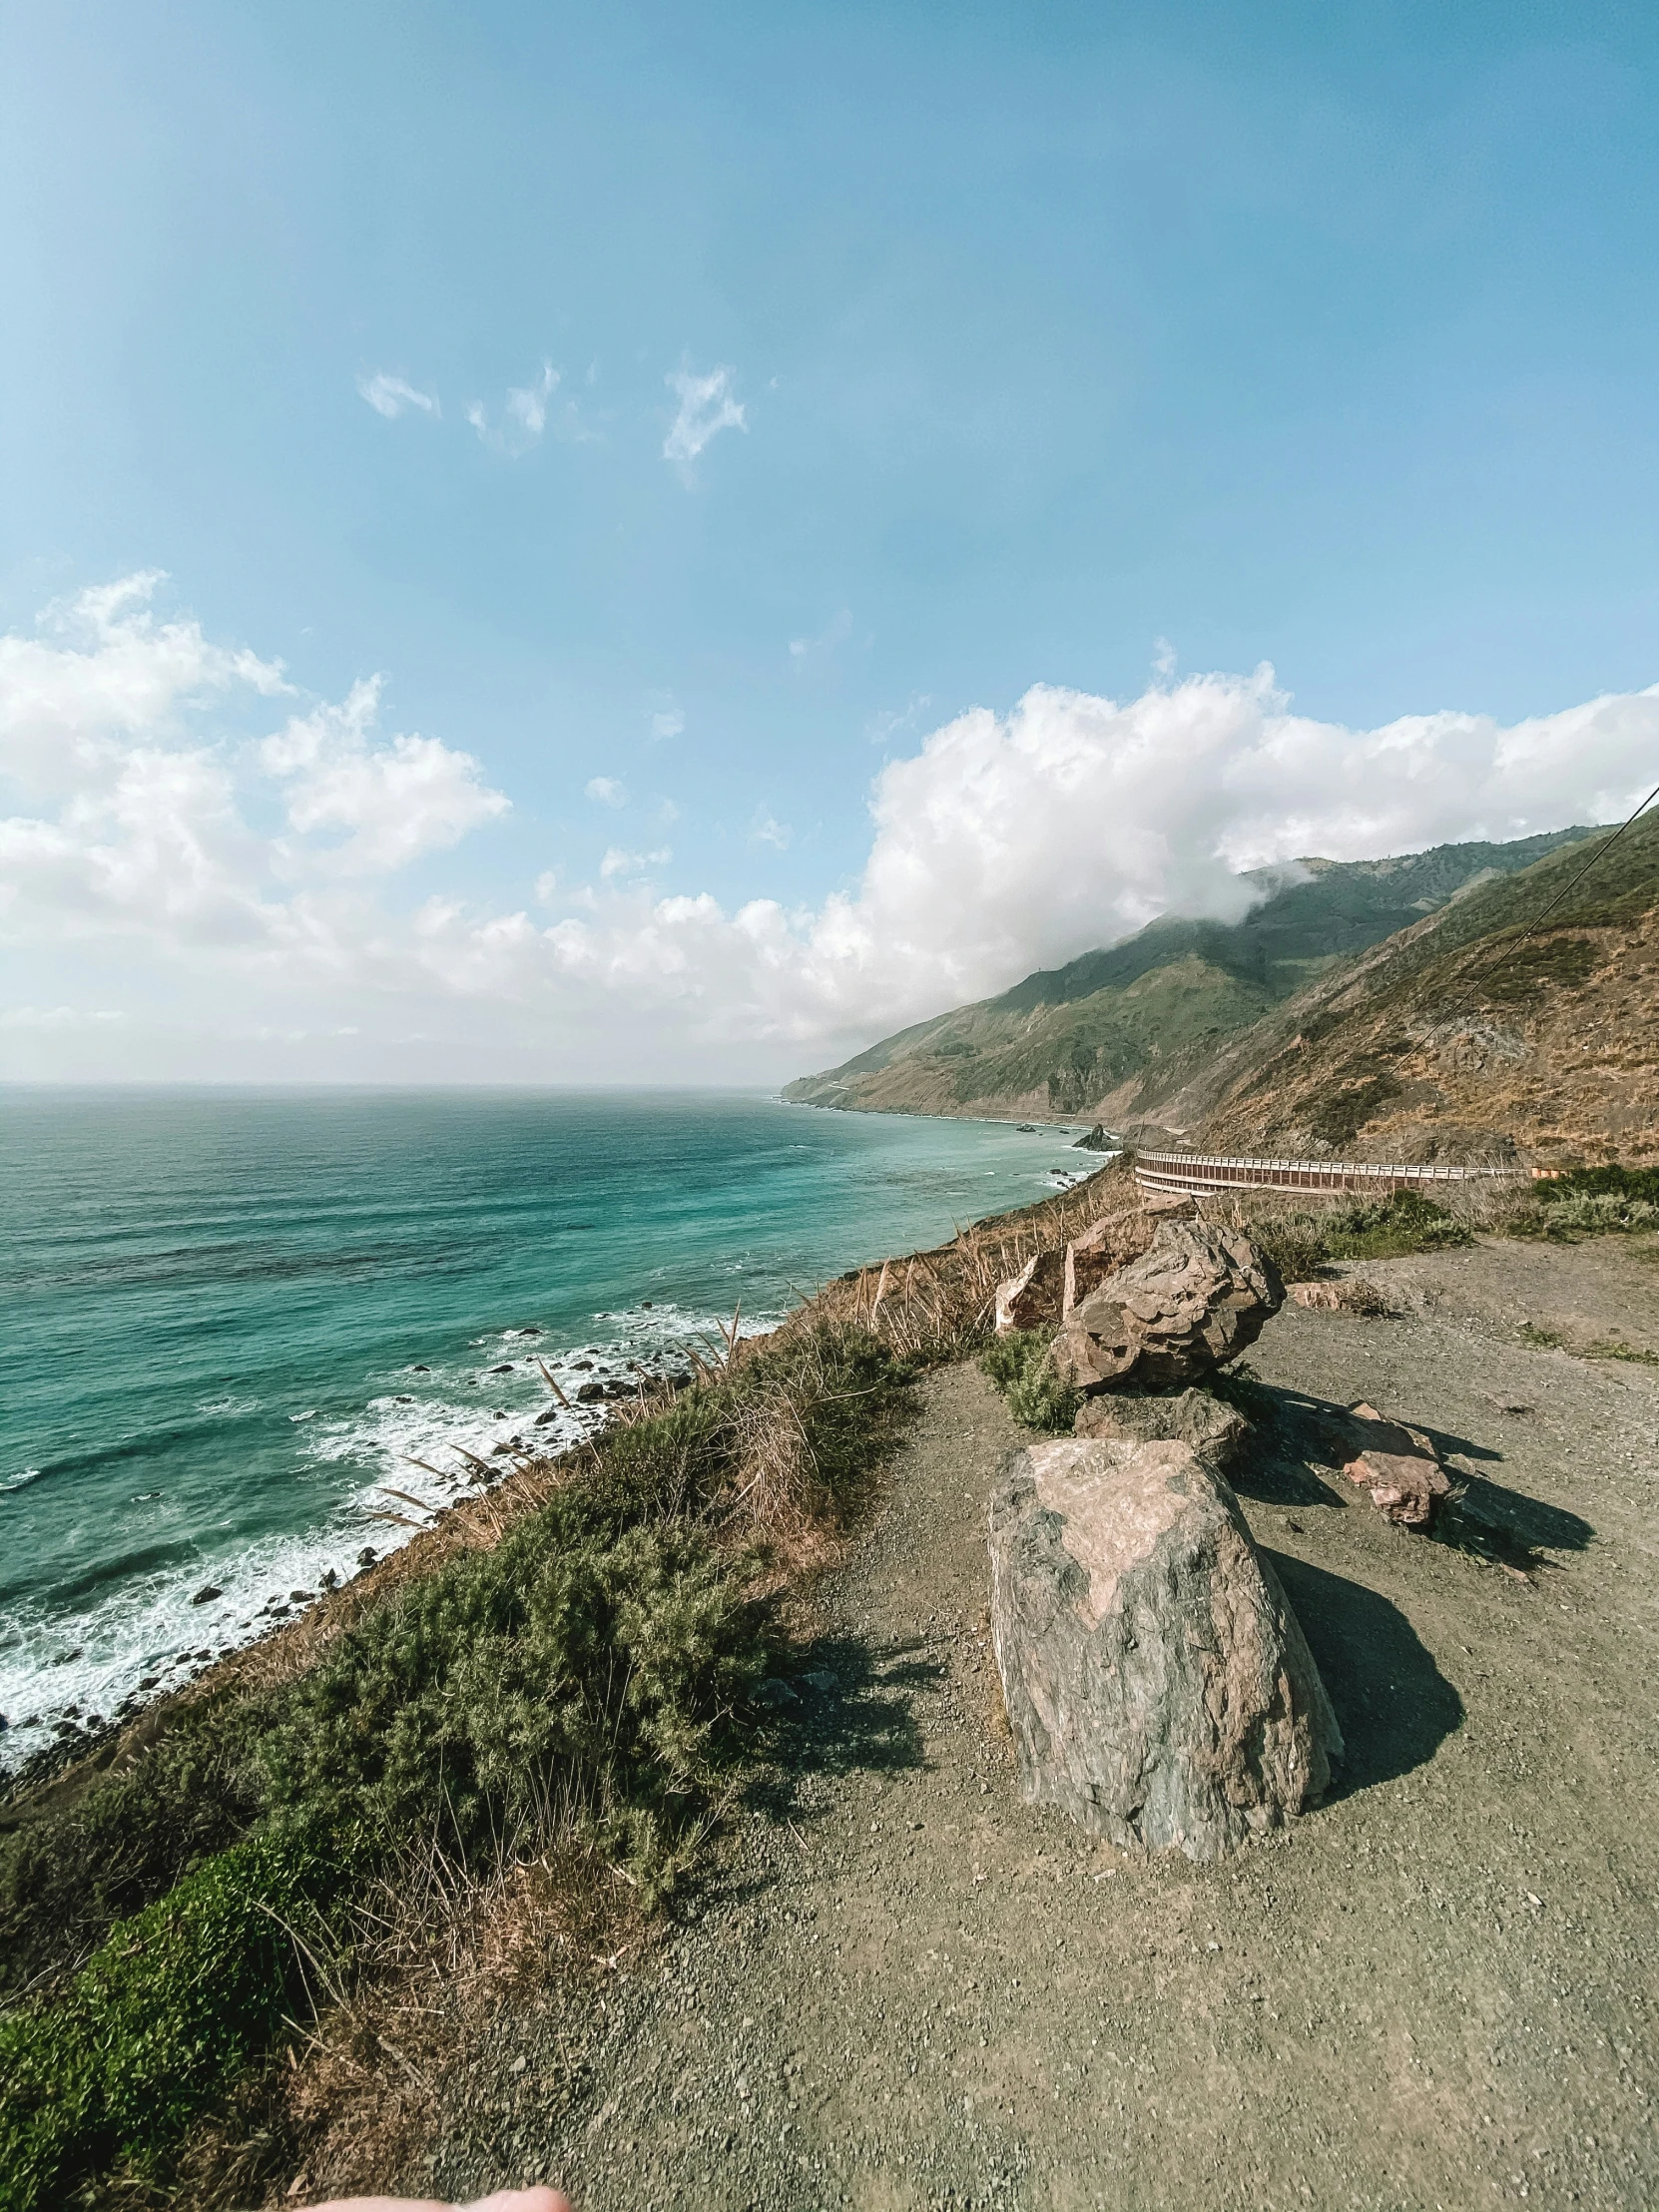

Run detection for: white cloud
[[599, 845, 673, 879], [751, 806, 792, 850], [663, 364, 747, 473], [651, 707, 685, 741], [466, 361, 596, 455], [584, 776, 627, 807], [260, 677, 509, 873], [0, 575, 504, 959], [358, 372, 440, 420], [8, 580, 1658, 1083]]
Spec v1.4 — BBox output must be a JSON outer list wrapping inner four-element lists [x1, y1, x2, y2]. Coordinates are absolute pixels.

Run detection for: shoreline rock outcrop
[[989, 1435, 1342, 1859]]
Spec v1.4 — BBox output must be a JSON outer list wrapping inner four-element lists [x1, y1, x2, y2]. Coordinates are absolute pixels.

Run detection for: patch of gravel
[[426, 1238, 1658, 2212]]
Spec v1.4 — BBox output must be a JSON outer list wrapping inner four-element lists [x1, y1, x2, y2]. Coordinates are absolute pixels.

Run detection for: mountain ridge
[[784, 827, 1598, 1127]]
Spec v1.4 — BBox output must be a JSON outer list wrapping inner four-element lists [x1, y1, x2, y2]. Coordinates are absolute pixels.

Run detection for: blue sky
[[3, 2, 1658, 1080]]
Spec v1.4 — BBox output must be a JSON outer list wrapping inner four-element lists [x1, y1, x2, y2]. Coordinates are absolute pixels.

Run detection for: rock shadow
[[1224, 1378, 1594, 1568], [1266, 1549, 1463, 1798], [742, 1629, 930, 1828]]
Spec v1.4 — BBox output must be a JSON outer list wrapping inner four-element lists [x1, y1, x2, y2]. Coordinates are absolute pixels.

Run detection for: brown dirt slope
[[412, 1233, 1659, 2212]]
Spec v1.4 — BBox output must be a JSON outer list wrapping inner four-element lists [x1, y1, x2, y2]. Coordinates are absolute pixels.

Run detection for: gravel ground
[[426, 1235, 1659, 2212]]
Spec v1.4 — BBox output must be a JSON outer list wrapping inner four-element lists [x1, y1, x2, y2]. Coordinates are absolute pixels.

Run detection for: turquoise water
[[0, 1088, 1091, 1766]]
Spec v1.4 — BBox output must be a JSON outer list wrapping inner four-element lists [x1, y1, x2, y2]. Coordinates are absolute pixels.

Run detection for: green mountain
[[783, 828, 1597, 1126], [1188, 804, 1659, 1166]]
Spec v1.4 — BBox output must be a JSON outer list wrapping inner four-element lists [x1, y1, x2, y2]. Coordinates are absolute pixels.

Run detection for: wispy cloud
[[866, 694, 933, 748], [663, 364, 747, 474], [789, 608, 853, 664], [651, 706, 685, 741], [599, 845, 673, 879], [584, 776, 627, 807], [357, 371, 440, 420], [467, 361, 597, 455], [751, 806, 793, 850]]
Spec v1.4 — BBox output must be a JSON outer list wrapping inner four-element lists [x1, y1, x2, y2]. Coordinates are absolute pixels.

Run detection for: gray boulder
[[1050, 1222, 1283, 1393], [989, 1436, 1341, 1859], [1072, 1385, 1248, 1472]]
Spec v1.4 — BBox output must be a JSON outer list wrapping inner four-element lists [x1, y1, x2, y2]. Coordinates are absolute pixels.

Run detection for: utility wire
[[1476, 774, 1659, 986]]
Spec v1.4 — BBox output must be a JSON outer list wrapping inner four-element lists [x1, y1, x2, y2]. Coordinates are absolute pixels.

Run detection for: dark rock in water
[[491, 1442, 512, 1455], [669, 1371, 694, 1389], [1073, 1123, 1115, 1152], [137, 1676, 160, 1692], [319, 1569, 339, 1591], [288, 1589, 314, 1602], [491, 1408, 507, 1417], [534, 1406, 561, 1426], [575, 1381, 605, 1403], [356, 1546, 378, 1568], [1073, 1387, 1248, 1472], [571, 1360, 595, 1372], [1051, 1224, 1282, 1394], [191, 1585, 223, 1606], [989, 1436, 1341, 1860], [489, 1363, 515, 1375], [642, 1300, 654, 1309], [1016, 1123, 1038, 1133], [411, 1364, 431, 1373], [519, 1326, 542, 1336], [395, 1393, 415, 1403]]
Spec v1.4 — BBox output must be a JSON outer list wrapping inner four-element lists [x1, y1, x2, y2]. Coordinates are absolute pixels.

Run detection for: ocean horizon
[[0, 1084, 1094, 1771]]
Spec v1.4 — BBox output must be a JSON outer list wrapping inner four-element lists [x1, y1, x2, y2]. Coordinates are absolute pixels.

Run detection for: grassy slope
[[783, 829, 1594, 1123], [1180, 807, 1659, 1165]]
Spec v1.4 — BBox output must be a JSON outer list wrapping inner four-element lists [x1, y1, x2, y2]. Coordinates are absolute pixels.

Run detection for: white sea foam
[[0, 1297, 782, 1774]]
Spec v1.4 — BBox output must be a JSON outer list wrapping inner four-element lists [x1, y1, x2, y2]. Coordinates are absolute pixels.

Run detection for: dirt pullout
[[426, 1239, 1659, 2212]]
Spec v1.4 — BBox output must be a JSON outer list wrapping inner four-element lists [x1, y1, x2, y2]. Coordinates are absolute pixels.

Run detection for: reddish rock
[[1344, 1448, 1451, 1528], [1061, 1210, 1157, 1318]]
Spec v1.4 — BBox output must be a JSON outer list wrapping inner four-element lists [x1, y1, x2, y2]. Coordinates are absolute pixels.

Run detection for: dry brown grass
[[166, 1838, 644, 2212]]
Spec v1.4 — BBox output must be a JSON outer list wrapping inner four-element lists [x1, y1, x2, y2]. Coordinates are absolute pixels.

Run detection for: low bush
[[1506, 1165, 1659, 1240], [0, 1823, 351, 2212], [0, 1319, 910, 2207], [980, 1331, 1079, 1433], [258, 1514, 769, 1889], [1247, 1189, 1472, 1277], [0, 1695, 270, 2003]]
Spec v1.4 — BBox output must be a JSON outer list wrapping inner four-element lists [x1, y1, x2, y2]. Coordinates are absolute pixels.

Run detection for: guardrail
[[1134, 1150, 1516, 1198]]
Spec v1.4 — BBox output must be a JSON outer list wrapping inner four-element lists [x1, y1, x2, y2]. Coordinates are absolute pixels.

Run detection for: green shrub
[[1248, 1212, 1334, 1283], [1508, 1165, 1659, 1239], [0, 1319, 910, 2209], [0, 1696, 269, 2001], [980, 1331, 1079, 1433], [257, 1514, 768, 1882], [0, 1824, 350, 2212], [1322, 1189, 1472, 1261]]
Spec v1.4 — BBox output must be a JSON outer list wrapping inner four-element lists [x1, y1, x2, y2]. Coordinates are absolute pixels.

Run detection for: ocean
[[0, 1087, 1092, 1770]]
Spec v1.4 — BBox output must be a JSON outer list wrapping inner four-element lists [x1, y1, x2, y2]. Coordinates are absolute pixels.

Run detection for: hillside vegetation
[[1182, 805, 1659, 1166], [784, 829, 1592, 1124]]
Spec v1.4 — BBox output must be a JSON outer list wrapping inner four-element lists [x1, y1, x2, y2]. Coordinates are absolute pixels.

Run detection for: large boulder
[[1051, 1222, 1283, 1393], [1072, 1385, 1248, 1473], [989, 1437, 1341, 1859]]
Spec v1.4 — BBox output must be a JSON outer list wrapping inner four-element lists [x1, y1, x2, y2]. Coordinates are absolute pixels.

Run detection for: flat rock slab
[[989, 1436, 1342, 1860], [1072, 1386, 1249, 1472]]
